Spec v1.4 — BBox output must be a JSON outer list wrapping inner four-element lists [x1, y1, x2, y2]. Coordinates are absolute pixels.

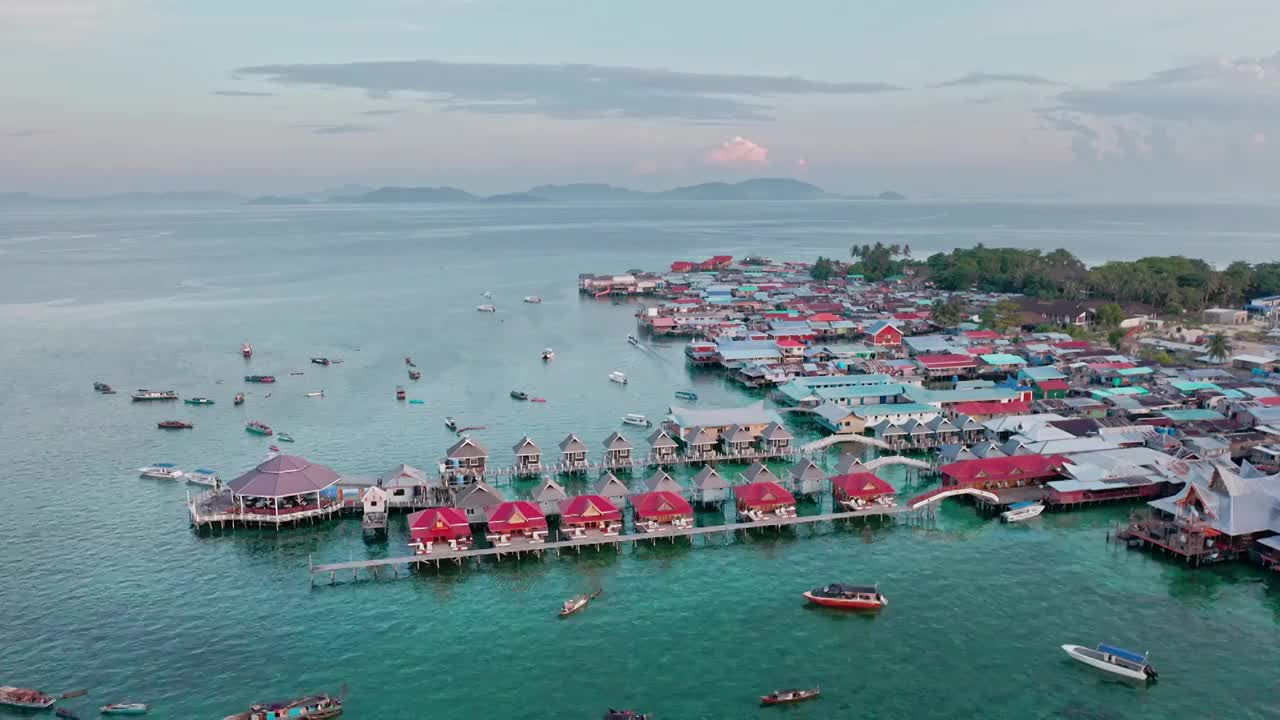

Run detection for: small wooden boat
[[760, 685, 820, 706], [245, 420, 273, 436], [602, 710, 649, 720], [1062, 644, 1158, 681], [541, 348, 554, 360], [0, 686, 57, 710], [157, 420, 193, 430], [139, 463, 184, 480], [444, 417, 457, 431], [396, 386, 406, 401], [100, 703, 150, 716], [234, 392, 245, 406], [608, 371, 629, 385], [803, 583, 887, 610], [455, 425, 486, 435], [184, 397, 215, 405], [277, 433, 295, 443], [510, 390, 529, 401], [222, 691, 343, 720], [269, 445, 280, 452], [242, 343, 253, 358], [559, 589, 602, 617], [244, 375, 275, 384], [531, 397, 546, 403], [304, 391, 325, 398], [310, 357, 331, 366], [674, 390, 698, 401], [408, 368, 422, 381], [1001, 501, 1045, 523]]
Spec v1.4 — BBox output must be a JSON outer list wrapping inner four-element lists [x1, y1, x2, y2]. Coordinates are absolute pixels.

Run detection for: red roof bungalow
[[831, 473, 896, 509], [485, 500, 549, 544], [407, 507, 473, 553], [559, 494, 622, 538], [670, 261, 695, 272], [895, 311, 927, 321], [631, 491, 694, 531], [1033, 378, 1070, 399], [948, 400, 1032, 420], [733, 481, 797, 521], [697, 255, 733, 271], [864, 320, 903, 347], [940, 455, 1067, 490], [807, 312, 844, 323], [777, 338, 806, 362], [964, 330, 1001, 342], [915, 354, 977, 377]]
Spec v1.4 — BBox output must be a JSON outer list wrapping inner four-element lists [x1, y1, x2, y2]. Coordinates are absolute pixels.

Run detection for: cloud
[[299, 124, 377, 135], [233, 59, 905, 122], [633, 160, 660, 175], [705, 136, 769, 167], [794, 157, 809, 170], [212, 90, 275, 97], [933, 72, 1064, 88], [7, 129, 53, 137], [360, 109, 403, 116]]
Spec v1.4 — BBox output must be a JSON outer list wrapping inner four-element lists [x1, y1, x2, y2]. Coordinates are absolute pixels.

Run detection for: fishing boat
[[244, 375, 275, 384], [184, 397, 215, 405], [627, 335, 640, 346], [1001, 501, 1045, 523], [602, 711, 649, 720], [245, 420, 273, 436], [100, 703, 150, 716], [277, 433, 295, 443], [93, 381, 115, 394], [408, 368, 422, 381], [674, 390, 698, 401], [802, 583, 888, 610], [304, 391, 325, 398], [760, 686, 821, 706], [157, 420, 193, 430], [476, 304, 497, 313], [396, 386, 406, 401], [0, 686, 57, 710], [222, 691, 344, 720], [444, 417, 457, 431], [541, 348, 555, 360], [621, 413, 651, 427], [186, 469, 218, 486], [559, 589, 602, 617], [523, 296, 542, 304], [139, 463, 184, 480], [608, 371, 629, 385], [234, 392, 245, 406], [242, 343, 253, 358], [1062, 644, 1158, 681], [131, 389, 178, 401], [310, 357, 331, 366], [510, 390, 529, 401]]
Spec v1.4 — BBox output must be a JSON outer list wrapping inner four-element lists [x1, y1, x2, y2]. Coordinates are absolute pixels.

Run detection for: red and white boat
[[802, 583, 887, 610], [0, 686, 57, 710], [760, 685, 820, 706], [242, 343, 253, 358]]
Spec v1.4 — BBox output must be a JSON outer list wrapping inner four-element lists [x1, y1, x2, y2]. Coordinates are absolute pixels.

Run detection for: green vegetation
[[1107, 328, 1127, 350], [849, 242, 907, 281], [930, 296, 968, 327], [1096, 303, 1125, 329], [981, 299, 1024, 332], [1206, 333, 1232, 362], [810, 256, 838, 281]]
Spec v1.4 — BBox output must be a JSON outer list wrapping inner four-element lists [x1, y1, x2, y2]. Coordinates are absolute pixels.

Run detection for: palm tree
[[1206, 333, 1231, 363]]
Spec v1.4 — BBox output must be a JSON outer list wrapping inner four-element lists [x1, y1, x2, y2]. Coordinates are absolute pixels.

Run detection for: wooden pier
[[308, 505, 926, 586]]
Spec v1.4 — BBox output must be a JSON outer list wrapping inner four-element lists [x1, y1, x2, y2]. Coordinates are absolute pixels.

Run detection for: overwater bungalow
[[926, 416, 961, 446], [680, 426, 718, 460], [485, 500, 549, 548], [512, 436, 543, 477], [720, 424, 758, 456], [788, 459, 826, 498], [644, 469, 684, 495], [454, 480, 504, 523], [559, 494, 623, 540], [647, 428, 680, 465], [444, 436, 488, 482], [189, 454, 343, 529], [741, 461, 784, 488], [758, 421, 794, 454], [558, 433, 589, 474], [831, 472, 897, 510], [734, 480, 798, 521], [379, 463, 431, 509], [360, 486, 388, 537], [631, 490, 695, 532], [602, 432, 634, 469], [407, 506, 473, 554], [833, 453, 864, 475], [531, 477, 567, 517], [691, 466, 730, 508], [593, 471, 632, 506]]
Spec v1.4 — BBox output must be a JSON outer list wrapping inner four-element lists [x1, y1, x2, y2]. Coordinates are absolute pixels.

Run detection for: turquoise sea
[[1, 201, 1279, 719]]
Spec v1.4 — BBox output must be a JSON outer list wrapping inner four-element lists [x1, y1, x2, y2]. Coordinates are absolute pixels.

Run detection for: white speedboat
[[1001, 501, 1045, 523], [305, 390, 325, 398], [476, 304, 497, 313], [524, 296, 542, 304], [608, 371, 629, 385], [541, 348, 555, 360], [621, 413, 651, 427], [1062, 644, 1158, 681], [139, 463, 184, 480], [186, 468, 218, 486]]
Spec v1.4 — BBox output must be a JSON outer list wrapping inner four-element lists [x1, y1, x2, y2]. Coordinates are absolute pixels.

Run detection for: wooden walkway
[[309, 505, 918, 585], [800, 434, 891, 452]]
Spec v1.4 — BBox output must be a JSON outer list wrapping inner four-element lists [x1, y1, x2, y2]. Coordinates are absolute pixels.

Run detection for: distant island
[[0, 180, 908, 208]]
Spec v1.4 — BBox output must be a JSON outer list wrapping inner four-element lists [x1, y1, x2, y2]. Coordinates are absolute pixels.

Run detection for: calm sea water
[[1, 201, 1279, 719]]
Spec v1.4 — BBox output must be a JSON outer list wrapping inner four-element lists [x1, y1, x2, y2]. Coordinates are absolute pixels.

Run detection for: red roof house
[[940, 455, 1067, 489], [559, 494, 622, 527], [807, 312, 843, 323], [407, 507, 472, 545], [830, 473, 896, 507], [485, 500, 548, 536], [670, 261, 695, 272], [864, 320, 903, 347], [916, 354, 978, 376], [964, 330, 1001, 342], [733, 481, 796, 515], [948, 400, 1032, 419], [631, 491, 693, 524]]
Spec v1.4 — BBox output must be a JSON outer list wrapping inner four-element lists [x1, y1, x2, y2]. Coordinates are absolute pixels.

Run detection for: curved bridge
[[801, 434, 891, 452], [905, 486, 999, 510], [864, 455, 933, 472]]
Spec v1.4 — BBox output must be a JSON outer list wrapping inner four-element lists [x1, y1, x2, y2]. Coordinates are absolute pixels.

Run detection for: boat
[[456, 425, 487, 435], [1062, 644, 1158, 681], [627, 335, 639, 346], [531, 397, 546, 403], [602, 711, 649, 720], [559, 589, 602, 617], [404, 357, 415, 367], [222, 692, 344, 720], [608, 371, 629, 385], [184, 397, 215, 405], [269, 445, 280, 452], [444, 417, 457, 431], [245, 420, 273, 436], [234, 392, 245, 406], [541, 348, 554, 360], [523, 296, 542, 304], [242, 343, 253, 358], [56, 708, 80, 719], [93, 381, 115, 394], [288, 372, 304, 376], [621, 413, 651, 427], [244, 375, 275, 384], [674, 390, 698, 401], [1001, 501, 1045, 523], [409, 399, 424, 405], [0, 686, 57, 710], [186, 469, 218, 486], [100, 703, 150, 716], [277, 433, 295, 443], [760, 686, 821, 706], [304, 391, 325, 398], [802, 583, 888, 610], [310, 357, 331, 366], [408, 369, 422, 381], [131, 389, 178, 401], [157, 420, 193, 430], [139, 463, 184, 480], [396, 386, 406, 401], [476, 304, 497, 313], [510, 390, 529, 401]]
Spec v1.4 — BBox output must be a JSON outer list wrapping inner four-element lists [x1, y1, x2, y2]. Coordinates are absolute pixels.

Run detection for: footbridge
[[905, 486, 999, 510]]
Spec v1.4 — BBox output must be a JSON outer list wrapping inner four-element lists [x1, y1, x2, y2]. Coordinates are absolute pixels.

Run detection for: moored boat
[[277, 433, 295, 443], [100, 703, 150, 716], [234, 392, 245, 405], [157, 420, 193, 430], [310, 357, 331, 366], [541, 348, 554, 360], [304, 391, 324, 398], [184, 397, 215, 405], [241, 343, 253, 358], [608, 371, 629, 385], [802, 583, 888, 610], [246, 420, 273, 436], [186, 469, 218, 486], [139, 463, 184, 480], [602, 711, 649, 720], [510, 390, 529, 401], [674, 390, 698, 401], [621, 413, 651, 427], [476, 304, 497, 313], [444, 417, 457, 431], [0, 686, 57, 710], [760, 685, 820, 706], [408, 368, 422, 381], [559, 589, 602, 617], [1001, 501, 1045, 523], [404, 356, 415, 367], [1062, 644, 1158, 681], [627, 335, 639, 346], [131, 389, 178, 401], [523, 296, 542, 304], [244, 375, 275, 384], [93, 381, 115, 394], [396, 386, 406, 401], [222, 691, 343, 720]]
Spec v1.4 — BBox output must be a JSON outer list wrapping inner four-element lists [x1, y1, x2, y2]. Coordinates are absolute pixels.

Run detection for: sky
[[4, 0, 1280, 197]]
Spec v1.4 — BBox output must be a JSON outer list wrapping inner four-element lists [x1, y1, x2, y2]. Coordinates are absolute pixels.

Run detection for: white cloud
[[704, 136, 769, 167]]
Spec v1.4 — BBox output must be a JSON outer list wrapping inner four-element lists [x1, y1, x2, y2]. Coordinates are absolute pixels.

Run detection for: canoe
[[760, 686, 820, 706], [100, 703, 150, 716]]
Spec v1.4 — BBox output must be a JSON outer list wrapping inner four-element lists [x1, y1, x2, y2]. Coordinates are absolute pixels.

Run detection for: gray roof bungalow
[[558, 433, 589, 472], [758, 421, 794, 452], [647, 428, 680, 463], [720, 423, 758, 454], [602, 432, 634, 468], [789, 459, 826, 497], [679, 426, 718, 459], [644, 469, 685, 495], [741, 461, 783, 487], [531, 477, 568, 517], [512, 435, 542, 476], [691, 466, 730, 506], [669, 401, 785, 440], [594, 471, 632, 502], [455, 480, 504, 522], [445, 436, 488, 479]]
